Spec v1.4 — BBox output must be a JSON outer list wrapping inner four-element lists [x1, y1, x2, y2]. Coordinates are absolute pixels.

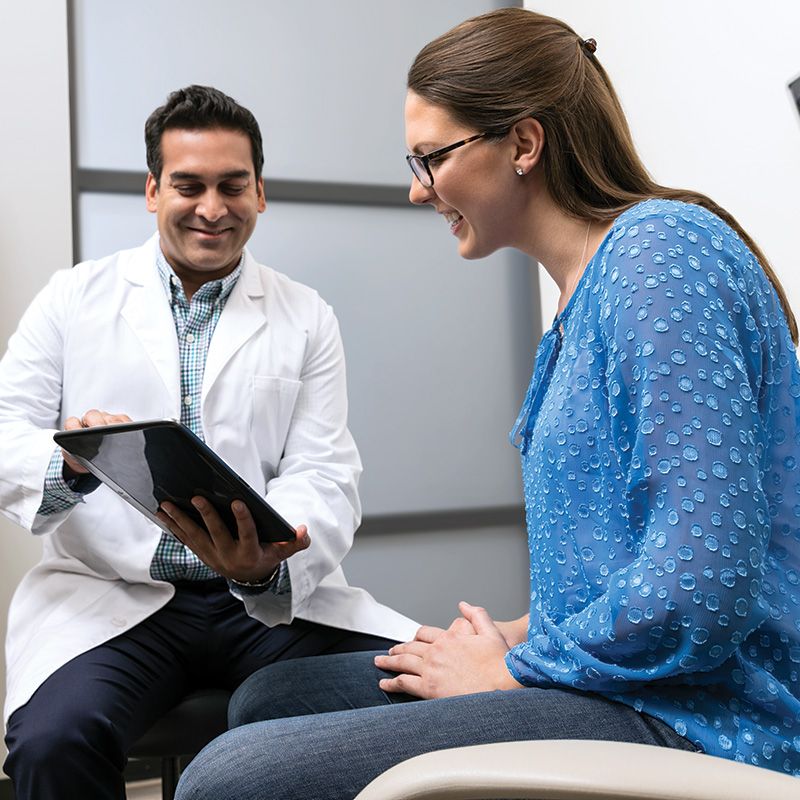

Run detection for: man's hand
[[374, 601, 523, 699], [157, 496, 310, 584], [61, 409, 132, 478]]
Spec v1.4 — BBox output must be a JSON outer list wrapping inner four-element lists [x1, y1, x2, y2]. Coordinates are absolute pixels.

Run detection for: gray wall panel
[[73, 0, 499, 184], [79, 193, 533, 516], [74, 1, 531, 630]]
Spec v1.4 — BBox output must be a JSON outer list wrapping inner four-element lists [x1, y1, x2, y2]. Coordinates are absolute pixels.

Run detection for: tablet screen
[[54, 419, 295, 543]]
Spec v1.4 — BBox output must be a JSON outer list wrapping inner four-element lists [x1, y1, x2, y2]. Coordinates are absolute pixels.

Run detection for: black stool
[[128, 688, 232, 800]]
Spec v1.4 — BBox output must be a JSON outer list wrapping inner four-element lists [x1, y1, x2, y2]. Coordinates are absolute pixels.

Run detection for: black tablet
[[54, 419, 295, 543]]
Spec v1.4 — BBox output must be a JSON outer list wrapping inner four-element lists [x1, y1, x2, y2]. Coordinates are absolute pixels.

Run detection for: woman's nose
[[408, 176, 435, 205]]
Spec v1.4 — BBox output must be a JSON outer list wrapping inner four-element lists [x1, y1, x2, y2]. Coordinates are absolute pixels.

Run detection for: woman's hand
[[493, 614, 530, 648], [444, 609, 529, 648], [374, 602, 523, 699]]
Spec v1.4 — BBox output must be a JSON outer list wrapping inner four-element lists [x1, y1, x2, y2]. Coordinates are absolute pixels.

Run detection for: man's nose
[[196, 190, 227, 221]]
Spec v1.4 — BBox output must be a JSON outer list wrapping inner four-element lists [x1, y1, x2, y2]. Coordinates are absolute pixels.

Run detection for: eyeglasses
[[405, 133, 488, 188]]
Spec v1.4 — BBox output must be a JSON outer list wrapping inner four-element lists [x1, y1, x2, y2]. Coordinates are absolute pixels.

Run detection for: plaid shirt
[[148, 248, 240, 581], [41, 245, 288, 593]]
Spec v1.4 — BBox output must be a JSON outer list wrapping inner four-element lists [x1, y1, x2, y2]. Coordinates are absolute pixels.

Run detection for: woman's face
[[404, 90, 520, 261]]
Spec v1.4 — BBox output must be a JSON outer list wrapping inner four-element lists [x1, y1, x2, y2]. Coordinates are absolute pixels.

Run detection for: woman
[[175, 8, 800, 797]]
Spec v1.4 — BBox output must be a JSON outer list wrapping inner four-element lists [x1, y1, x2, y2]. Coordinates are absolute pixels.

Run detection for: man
[[0, 85, 417, 799]]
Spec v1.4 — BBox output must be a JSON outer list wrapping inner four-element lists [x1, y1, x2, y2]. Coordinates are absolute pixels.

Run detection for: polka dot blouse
[[507, 199, 800, 776]]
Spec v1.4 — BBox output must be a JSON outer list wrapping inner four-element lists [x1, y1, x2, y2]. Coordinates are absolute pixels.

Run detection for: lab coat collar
[[117, 234, 268, 407], [204, 247, 267, 392]]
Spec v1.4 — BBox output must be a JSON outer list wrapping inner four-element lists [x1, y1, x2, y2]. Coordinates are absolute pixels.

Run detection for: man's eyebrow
[[167, 170, 252, 181]]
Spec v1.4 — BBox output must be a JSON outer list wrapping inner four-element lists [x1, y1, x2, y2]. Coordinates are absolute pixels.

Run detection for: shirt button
[[111, 617, 127, 628], [184, 396, 193, 407], [185, 333, 195, 344]]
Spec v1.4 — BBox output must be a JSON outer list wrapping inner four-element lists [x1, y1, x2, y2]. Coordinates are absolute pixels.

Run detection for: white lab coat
[[0, 235, 418, 723]]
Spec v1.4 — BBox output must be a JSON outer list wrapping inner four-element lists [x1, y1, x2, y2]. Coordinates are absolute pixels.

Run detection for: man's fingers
[[61, 412, 133, 475], [229, 499, 258, 540], [284, 524, 310, 553], [189, 497, 250, 547], [294, 524, 310, 546], [76, 409, 132, 428], [158, 501, 206, 542]]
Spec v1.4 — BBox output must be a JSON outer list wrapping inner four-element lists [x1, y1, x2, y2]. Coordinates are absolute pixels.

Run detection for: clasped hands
[[374, 602, 524, 700]]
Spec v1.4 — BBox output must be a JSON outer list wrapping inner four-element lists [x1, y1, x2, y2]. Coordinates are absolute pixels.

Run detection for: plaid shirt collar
[[155, 242, 243, 306]]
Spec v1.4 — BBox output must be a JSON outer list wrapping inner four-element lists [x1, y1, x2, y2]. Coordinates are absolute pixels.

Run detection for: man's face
[[145, 127, 266, 295]]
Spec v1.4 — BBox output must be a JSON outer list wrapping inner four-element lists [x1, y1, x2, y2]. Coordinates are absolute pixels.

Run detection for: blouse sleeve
[[506, 205, 791, 693]]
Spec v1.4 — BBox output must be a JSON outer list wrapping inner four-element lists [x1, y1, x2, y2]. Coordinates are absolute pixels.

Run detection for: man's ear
[[509, 117, 545, 177], [145, 173, 158, 213], [256, 176, 266, 213]]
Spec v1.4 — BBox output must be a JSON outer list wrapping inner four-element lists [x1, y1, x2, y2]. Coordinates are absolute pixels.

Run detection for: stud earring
[[516, 168, 524, 176]]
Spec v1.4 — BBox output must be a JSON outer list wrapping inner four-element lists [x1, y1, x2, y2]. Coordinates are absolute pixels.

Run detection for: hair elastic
[[581, 38, 597, 55]]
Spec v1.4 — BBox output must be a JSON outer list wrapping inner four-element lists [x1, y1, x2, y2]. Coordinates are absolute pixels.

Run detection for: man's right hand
[[156, 498, 311, 584], [61, 409, 132, 478]]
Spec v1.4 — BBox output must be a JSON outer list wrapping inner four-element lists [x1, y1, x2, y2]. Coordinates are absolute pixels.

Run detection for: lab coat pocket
[[251, 375, 302, 475]]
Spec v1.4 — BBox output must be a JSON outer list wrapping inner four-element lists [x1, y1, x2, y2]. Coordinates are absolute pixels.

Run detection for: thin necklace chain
[[566, 221, 591, 302]]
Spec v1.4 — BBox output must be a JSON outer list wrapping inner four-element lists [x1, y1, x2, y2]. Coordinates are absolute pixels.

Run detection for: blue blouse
[[506, 199, 800, 777]]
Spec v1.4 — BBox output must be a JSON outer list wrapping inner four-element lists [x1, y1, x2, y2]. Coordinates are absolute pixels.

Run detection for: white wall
[[527, 1, 800, 327], [0, 0, 72, 772]]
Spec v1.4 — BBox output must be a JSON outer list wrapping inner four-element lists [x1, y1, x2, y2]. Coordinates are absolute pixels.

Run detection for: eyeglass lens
[[405, 157, 428, 187]]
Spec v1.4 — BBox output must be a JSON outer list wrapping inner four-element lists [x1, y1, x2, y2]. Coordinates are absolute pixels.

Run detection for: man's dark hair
[[145, 85, 264, 186]]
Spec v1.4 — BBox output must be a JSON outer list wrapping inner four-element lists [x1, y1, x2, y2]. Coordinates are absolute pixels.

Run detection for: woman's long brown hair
[[408, 7, 798, 342]]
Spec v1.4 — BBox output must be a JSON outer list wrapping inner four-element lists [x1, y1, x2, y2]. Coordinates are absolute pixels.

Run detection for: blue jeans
[[175, 650, 697, 800]]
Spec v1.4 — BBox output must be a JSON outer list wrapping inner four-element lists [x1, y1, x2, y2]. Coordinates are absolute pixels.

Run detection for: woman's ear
[[510, 118, 545, 177]]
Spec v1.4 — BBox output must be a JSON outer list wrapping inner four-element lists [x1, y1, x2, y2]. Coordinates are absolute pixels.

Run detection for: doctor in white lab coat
[[0, 85, 417, 800]]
